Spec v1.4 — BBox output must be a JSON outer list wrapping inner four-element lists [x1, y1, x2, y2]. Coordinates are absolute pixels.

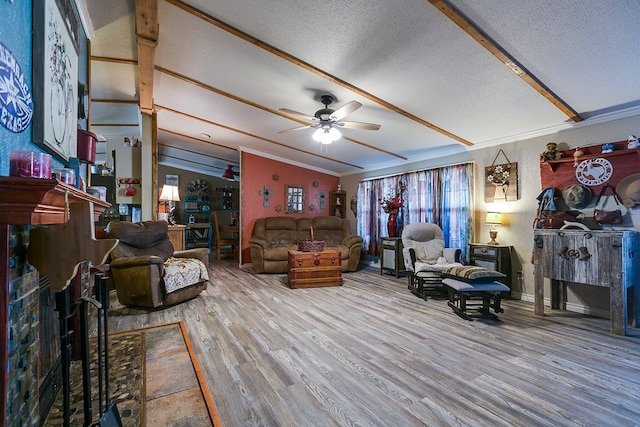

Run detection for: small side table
[[381, 237, 406, 278], [168, 224, 186, 251]]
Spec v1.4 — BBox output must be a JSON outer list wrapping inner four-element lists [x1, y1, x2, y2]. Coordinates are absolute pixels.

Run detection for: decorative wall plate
[[186, 179, 210, 194], [575, 158, 613, 186], [0, 42, 34, 133]]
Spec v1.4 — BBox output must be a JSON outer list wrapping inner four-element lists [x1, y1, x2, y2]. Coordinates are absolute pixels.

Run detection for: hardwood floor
[[105, 260, 640, 426]]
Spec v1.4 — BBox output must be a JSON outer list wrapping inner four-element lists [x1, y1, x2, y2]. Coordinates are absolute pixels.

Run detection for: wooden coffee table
[[287, 249, 342, 288]]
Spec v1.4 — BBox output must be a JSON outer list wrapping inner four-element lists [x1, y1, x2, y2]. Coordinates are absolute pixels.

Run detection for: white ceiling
[[82, 0, 640, 178]]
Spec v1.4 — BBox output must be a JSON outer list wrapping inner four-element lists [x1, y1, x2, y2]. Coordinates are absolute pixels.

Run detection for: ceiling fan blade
[[330, 101, 362, 121], [279, 108, 317, 122], [337, 121, 381, 131], [279, 125, 313, 134]]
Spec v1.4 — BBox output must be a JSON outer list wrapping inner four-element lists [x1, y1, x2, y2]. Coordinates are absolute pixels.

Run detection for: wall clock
[[186, 179, 210, 195], [575, 158, 613, 186]]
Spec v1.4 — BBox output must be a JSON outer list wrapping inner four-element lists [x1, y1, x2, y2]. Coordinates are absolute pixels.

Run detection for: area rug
[[44, 321, 221, 426]]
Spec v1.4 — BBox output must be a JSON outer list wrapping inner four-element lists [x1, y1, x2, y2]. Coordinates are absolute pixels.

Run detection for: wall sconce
[[485, 212, 503, 245], [159, 184, 180, 225]]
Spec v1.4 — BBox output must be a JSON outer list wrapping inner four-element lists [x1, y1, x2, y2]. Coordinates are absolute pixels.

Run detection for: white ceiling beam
[[135, 0, 158, 116], [428, 0, 583, 122], [165, 0, 474, 146]]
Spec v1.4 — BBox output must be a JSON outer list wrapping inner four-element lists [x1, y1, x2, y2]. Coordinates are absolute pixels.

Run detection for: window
[[285, 185, 305, 214], [357, 163, 473, 261]]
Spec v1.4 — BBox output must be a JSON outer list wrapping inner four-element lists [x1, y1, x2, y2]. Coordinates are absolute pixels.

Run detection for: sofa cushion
[[108, 220, 168, 247], [264, 216, 297, 230], [107, 220, 174, 261], [311, 216, 348, 245], [262, 217, 298, 246], [263, 244, 298, 261]]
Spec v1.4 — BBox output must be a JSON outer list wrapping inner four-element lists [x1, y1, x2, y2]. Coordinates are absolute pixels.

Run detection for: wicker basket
[[297, 240, 325, 252]]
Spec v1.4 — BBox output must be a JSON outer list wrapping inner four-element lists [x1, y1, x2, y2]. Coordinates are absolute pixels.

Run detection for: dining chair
[[211, 210, 239, 260]]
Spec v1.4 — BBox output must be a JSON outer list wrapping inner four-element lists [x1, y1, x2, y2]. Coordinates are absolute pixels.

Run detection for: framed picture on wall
[[485, 149, 519, 202], [485, 162, 519, 202], [33, 0, 79, 162], [165, 174, 179, 186]]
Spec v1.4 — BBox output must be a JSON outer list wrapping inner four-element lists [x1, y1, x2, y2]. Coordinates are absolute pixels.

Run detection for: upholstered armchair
[[106, 220, 210, 308], [401, 222, 462, 299]]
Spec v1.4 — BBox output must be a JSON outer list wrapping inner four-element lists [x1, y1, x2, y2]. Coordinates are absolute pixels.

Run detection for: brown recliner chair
[[106, 220, 210, 308]]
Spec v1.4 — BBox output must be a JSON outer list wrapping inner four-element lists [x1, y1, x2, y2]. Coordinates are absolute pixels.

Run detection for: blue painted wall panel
[[0, 1, 36, 175], [0, 0, 88, 176]]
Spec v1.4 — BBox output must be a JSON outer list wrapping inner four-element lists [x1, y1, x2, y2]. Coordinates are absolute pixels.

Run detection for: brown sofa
[[249, 216, 363, 273], [106, 220, 210, 308]]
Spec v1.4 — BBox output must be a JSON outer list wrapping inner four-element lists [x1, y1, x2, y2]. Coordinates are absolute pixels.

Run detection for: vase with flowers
[[380, 195, 405, 237]]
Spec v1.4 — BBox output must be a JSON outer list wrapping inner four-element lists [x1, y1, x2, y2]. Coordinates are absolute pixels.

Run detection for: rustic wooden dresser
[[533, 229, 639, 335]]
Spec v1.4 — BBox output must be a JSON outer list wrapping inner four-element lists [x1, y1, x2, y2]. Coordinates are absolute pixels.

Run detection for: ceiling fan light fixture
[[280, 94, 378, 141], [312, 127, 326, 142], [313, 126, 341, 144]]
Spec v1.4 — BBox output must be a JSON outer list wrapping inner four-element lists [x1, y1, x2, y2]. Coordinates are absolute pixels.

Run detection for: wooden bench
[[442, 278, 509, 320]]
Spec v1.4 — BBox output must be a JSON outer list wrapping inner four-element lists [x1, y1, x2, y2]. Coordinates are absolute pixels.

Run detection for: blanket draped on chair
[[163, 257, 209, 294]]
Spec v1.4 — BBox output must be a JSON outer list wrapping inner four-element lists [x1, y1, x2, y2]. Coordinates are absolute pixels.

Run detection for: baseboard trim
[[564, 303, 610, 319], [512, 293, 610, 319]]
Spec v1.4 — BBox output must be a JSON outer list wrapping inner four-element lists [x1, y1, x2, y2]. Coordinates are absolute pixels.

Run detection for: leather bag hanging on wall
[[593, 184, 623, 224], [539, 210, 583, 229]]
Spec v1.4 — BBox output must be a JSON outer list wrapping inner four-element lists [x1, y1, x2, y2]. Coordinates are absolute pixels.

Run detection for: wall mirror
[[285, 184, 305, 214]]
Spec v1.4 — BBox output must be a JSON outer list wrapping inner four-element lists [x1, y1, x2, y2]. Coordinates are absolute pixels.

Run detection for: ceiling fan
[[279, 95, 381, 144]]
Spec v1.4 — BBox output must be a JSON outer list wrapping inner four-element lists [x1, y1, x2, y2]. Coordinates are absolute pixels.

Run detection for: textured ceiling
[[84, 0, 640, 178]]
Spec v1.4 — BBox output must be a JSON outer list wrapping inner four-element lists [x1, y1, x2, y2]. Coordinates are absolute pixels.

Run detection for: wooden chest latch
[[295, 253, 338, 266]]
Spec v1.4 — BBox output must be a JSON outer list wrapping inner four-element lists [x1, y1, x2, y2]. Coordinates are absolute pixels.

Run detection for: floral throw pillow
[[442, 265, 506, 284]]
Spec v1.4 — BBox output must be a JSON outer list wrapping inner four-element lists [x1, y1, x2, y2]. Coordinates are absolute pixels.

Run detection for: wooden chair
[[211, 210, 239, 260]]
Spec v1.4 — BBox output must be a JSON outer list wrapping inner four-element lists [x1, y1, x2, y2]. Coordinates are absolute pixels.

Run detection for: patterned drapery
[[357, 163, 474, 261]]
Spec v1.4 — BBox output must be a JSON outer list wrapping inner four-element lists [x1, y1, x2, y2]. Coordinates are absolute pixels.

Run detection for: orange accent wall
[[241, 152, 339, 263]]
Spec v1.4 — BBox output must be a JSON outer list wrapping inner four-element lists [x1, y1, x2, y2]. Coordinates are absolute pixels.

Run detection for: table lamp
[[159, 184, 180, 225], [485, 212, 502, 245]]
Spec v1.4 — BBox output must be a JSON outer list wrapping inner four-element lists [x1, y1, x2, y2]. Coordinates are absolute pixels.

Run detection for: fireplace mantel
[[0, 177, 110, 225], [1, 177, 112, 423]]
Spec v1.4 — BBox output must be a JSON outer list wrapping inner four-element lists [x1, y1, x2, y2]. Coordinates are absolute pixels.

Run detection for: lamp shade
[[159, 184, 180, 202], [485, 212, 502, 225]]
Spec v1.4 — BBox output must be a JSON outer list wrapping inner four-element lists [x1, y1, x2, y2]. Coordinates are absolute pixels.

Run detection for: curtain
[[357, 163, 473, 261]]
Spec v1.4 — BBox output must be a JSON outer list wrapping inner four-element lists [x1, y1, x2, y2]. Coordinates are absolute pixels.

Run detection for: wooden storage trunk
[[287, 249, 342, 289]]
